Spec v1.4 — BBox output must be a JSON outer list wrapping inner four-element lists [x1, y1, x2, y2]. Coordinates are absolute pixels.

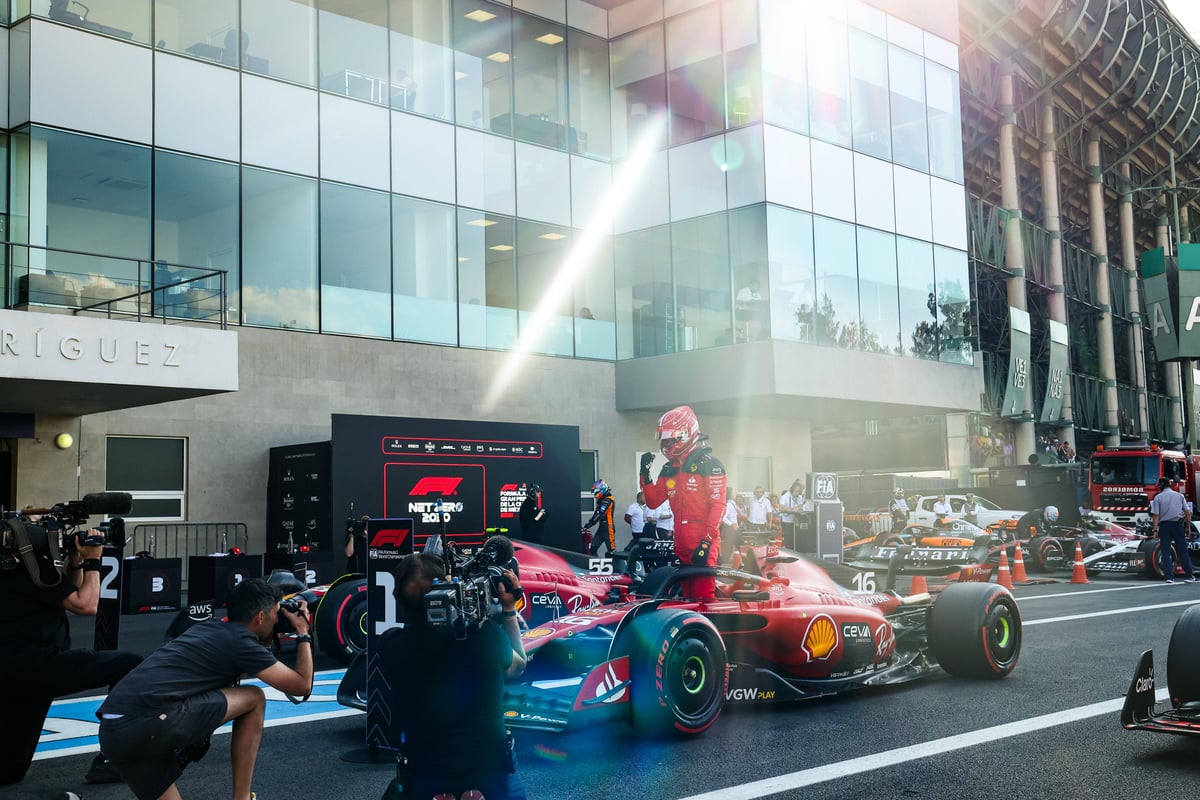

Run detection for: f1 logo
[[370, 528, 410, 548], [410, 477, 464, 496]]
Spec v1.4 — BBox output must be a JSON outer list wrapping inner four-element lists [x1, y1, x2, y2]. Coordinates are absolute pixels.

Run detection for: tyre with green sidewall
[[927, 582, 1021, 679]]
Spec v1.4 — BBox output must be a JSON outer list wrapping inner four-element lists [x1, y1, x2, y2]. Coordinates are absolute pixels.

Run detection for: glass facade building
[[2, 0, 969, 367]]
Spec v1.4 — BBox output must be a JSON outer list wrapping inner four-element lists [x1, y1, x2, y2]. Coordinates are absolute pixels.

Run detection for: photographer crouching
[[378, 550, 527, 800], [0, 507, 143, 789]]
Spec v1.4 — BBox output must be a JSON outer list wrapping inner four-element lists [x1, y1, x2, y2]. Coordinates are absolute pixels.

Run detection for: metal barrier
[[129, 522, 249, 581]]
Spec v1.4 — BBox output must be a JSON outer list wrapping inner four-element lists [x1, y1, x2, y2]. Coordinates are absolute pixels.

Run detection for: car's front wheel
[[314, 577, 368, 664], [1167, 605, 1200, 706], [927, 582, 1021, 679]]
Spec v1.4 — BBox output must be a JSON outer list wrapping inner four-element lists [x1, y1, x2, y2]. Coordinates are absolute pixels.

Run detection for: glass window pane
[[807, 15, 851, 147], [926, 60, 963, 182], [889, 44, 927, 172], [574, 235, 615, 359], [767, 204, 814, 343], [154, 0, 238, 64], [512, 10, 569, 150], [393, 195, 457, 344], [390, 0, 454, 119], [856, 226, 899, 353], [242, 167, 318, 330], [241, 0, 317, 85], [611, 24, 667, 158], [458, 209, 516, 349], [318, 1, 389, 104], [724, 0, 760, 129], [760, 0, 807, 133], [615, 225, 672, 359], [320, 182, 391, 338], [897, 235, 935, 359], [812, 215, 858, 348], [516, 221, 573, 355], [153, 152, 239, 321], [107, 437, 185, 491], [849, 29, 890, 160], [935, 245, 971, 364], [672, 213, 730, 352], [453, 0, 513, 135], [41, 0, 150, 44], [567, 29, 610, 158], [730, 205, 767, 343], [666, 6, 724, 145]]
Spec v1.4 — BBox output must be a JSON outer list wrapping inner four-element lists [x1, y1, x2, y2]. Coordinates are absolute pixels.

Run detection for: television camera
[[0, 492, 133, 587], [424, 532, 523, 638]]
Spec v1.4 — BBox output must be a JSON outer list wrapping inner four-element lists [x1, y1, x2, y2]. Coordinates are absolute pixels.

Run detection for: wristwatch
[[295, 633, 314, 645]]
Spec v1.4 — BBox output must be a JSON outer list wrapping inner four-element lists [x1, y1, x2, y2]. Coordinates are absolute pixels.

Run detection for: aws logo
[[410, 477, 463, 496], [802, 614, 838, 661]]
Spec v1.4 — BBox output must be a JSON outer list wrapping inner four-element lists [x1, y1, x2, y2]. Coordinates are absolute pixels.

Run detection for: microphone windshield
[[82, 492, 133, 516], [481, 534, 515, 565]]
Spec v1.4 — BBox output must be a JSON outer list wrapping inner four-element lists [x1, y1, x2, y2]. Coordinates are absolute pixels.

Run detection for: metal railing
[[2, 242, 229, 329], [129, 522, 249, 581]]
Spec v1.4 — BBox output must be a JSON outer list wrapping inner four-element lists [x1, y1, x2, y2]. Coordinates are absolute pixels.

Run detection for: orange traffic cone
[[910, 574, 928, 595], [1070, 541, 1089, 584], [996, 546, 1013, 589], [1011, 542, 1028, 583]]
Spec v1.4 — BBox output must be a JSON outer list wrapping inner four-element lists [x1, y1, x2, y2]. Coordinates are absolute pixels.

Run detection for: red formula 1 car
[[1122, 605, 1200, 736]]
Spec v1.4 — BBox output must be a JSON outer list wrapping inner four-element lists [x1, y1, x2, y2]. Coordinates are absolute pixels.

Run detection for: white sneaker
[[1165, 579, 1175, 584], [1185, 577, 1198, 584]]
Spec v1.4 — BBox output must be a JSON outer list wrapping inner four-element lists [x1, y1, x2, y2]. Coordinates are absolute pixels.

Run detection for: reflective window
[[807, 14, 851, 147], [849, 29, 890, 160], [935, 245, 971, 364], [724, 0, 761, 129], [241, 167, 318, 330], [515, 221, 572, 356], [40, 0, 150, 43], [889, 44, 927, 172], [318, 1, 389, 104], [611, 24, 666, 158], [897, 235, 935, 359], [812, 215, 858, 348], [856, 227, 899, 354], [615, 225, 672, 359], [390, 0, 454, 119], [453, 0, 513, 135], [567, 29, 610, 158], [393, 194, 457, 345], [153, 152, 239, 321], [767, 204, 815, 343], [760, 0, 807, 134], [667, 5, 724, 145], [512, 10, 569, 150], [573, 235, 615, 359], [106, 437, 186, 521], [154, 0, 238, 64], [241, 0, 316, 85], [672, 213, 730, 352], [458, 209, 516, 349], [926, 61, 963, 182], [730, 205, 767, 344], [320, 182, 391, 338]]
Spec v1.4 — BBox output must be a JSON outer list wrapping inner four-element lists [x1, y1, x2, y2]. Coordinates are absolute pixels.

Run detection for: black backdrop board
[[264, 552, 337, 587], [187, 554, 263, 606], [121, 557, 183, 613], [331, 414, 581, 552], [363, 517, 414, 751], [266, 441, 333, 554]]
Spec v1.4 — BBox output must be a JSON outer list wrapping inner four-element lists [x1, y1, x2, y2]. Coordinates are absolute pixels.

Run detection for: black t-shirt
[[99, 620, 278, 715], [0, 566, 77, 654], [378, 620, 512, 790]]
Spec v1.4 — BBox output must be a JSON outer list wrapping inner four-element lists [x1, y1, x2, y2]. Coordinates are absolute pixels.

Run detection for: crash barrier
[[129, 522, 249, 582]]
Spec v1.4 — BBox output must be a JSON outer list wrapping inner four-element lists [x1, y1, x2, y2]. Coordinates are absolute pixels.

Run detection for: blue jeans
[[1159, 519, 1195, 580]]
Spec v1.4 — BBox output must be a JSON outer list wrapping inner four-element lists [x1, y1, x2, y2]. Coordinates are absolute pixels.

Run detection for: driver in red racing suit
[[640, 405, 727, 600]]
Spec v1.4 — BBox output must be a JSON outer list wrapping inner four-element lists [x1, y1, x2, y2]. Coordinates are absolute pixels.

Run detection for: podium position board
[[187, 554, 263, 605], [121, 557, 183, 613], [363, 518, 415, 751], [264, 551, 337, 587]]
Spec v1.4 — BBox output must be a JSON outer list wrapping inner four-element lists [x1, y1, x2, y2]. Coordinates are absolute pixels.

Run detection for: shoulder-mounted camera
[[0, 492, 132, 587]]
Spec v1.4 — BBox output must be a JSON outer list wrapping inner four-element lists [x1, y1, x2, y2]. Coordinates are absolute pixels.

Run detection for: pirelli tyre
[[314, 576, 369, 664], [1026, 536, 1065, 573], [1167, 605, 1200, 705], [1143, 539, 1182, 580], [927, 582, 1021, 679], [612, 608, 727, 737]]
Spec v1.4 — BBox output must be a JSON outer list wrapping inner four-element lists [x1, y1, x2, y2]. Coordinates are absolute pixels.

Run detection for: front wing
[[1081, 539, 1148, 575], [1121, 649, 1200, 736]]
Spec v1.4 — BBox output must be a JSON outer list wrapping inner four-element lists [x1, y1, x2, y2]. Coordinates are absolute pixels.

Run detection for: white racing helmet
[[1044, 505, 1059, 523]]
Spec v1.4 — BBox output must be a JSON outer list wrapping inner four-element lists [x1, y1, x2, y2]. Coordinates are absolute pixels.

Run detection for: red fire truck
[[1088, 443, 1200, 524]]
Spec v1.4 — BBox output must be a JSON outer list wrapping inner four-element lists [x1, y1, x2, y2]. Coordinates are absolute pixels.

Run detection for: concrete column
[[1119, 162, 1150, 435], [1039, 98, 1074, 449], [1156, 218, 1186, 442], [1087, 133, 1120, 447], [1000, 66, 1035, 461]]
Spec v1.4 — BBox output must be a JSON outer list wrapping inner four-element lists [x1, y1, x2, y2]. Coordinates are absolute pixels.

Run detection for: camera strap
[[7, 518, 64, 589]]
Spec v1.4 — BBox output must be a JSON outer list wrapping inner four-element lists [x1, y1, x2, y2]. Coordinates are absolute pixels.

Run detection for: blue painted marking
[[35, 668, 352, 760]]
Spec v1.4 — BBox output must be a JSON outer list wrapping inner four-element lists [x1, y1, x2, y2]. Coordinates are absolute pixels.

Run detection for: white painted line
[[678, 688, 1169, 800], [1019, 582, 1193, 601], [1024, 598, 1200, 626]]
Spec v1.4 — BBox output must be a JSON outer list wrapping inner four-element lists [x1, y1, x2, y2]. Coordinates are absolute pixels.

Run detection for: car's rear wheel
[[927, 582, 1021, 679], [314, 577, 368, 664], [1167, 605, 1200, 706], [612, 608, 726, 737], [1028, 537, 1065, 573]]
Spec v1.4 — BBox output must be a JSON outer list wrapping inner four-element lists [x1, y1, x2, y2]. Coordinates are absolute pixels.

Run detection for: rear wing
[[848, 542, 984, 591]]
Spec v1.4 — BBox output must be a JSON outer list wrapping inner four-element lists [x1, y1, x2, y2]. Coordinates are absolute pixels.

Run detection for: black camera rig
[[0, 492, 132, 587], [424, 530, 522, 638]]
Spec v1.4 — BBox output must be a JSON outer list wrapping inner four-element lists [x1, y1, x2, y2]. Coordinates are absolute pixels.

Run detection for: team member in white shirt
[[746, 486, 773, 531], [777, 479, 805, 550]]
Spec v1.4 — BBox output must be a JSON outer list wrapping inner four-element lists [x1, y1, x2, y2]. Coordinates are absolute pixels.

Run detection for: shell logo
[[802, 614, 838, 661], [666, 479, 676, 490]]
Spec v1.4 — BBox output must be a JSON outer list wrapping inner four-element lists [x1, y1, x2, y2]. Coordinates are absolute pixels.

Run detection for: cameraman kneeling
[[0, 528, 142, 788], [379, 553, 526, 800]]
